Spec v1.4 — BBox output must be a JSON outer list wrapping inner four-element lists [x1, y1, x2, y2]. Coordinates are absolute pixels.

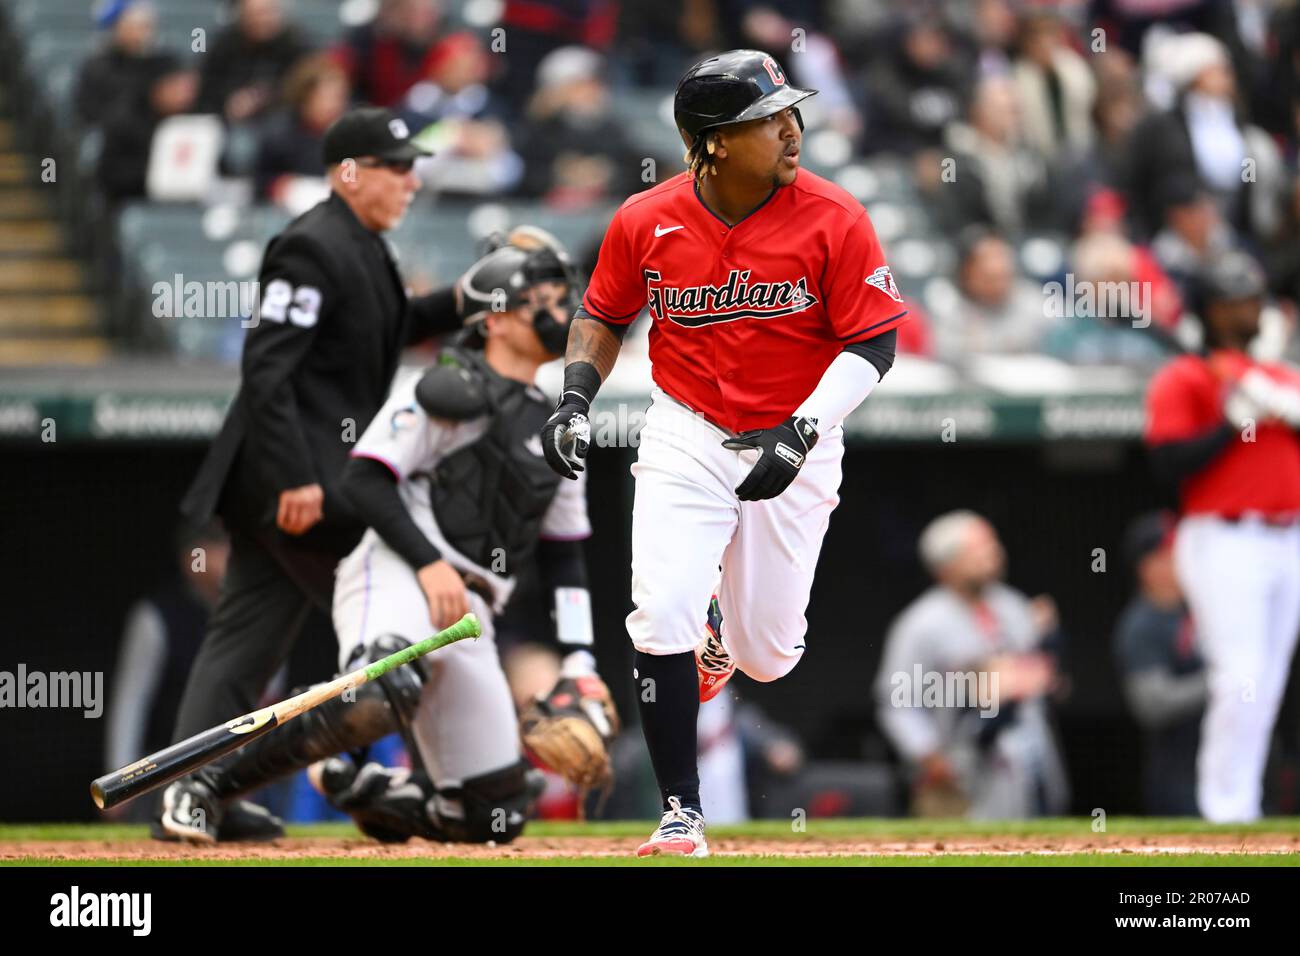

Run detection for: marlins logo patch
[[864, 265, 903, 303], [390, 404, 420, 434]]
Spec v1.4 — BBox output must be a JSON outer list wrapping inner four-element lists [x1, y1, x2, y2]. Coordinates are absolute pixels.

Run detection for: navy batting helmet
[[1201, 251, 1267, 305], [674, 49, 817, 145]]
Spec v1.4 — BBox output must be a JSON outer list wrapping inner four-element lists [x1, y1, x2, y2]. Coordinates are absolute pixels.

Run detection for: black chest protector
[[420, 348, 563, 575]]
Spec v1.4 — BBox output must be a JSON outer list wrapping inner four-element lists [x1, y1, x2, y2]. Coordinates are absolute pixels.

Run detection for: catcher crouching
[[158, 228, 618, 844]]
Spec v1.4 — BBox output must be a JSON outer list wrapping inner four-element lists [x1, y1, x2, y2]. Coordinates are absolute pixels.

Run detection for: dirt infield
[[7, 830, 1300, 862]]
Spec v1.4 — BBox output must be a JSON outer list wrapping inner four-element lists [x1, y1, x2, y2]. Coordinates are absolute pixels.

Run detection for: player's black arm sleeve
[[1148, 422, 1237, 484], [843, 327, 897, 379], [406, 286, 462, 344], [573, 304, 631, 342], [338, 456, 442, 570]]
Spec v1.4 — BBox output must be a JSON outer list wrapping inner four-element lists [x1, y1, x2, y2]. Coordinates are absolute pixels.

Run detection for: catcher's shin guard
[[431, 759, 544, 844], [201, 635, 427, 800], [315, 757, 544, 844]]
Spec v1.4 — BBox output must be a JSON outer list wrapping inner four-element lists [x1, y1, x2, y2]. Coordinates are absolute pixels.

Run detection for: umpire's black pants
[[171, 529, 341, 741]]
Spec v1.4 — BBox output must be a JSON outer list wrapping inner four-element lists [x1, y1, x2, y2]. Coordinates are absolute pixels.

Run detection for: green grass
[[3, 818, 1297, 866]]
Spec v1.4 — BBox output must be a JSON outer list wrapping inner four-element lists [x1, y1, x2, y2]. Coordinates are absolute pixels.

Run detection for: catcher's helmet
[[457, 238, 575, 354], [674, 49, 817, 145], [459, 245, 538, 325]]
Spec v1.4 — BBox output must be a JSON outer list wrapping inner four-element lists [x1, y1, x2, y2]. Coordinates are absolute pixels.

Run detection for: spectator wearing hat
[[491, 0, 619, 114], [1122, 32, 1284, 242], [75, 0, 174, 128], [1112, 511, 1205, 816], [514, 46, 647, 206], [393, 32, 523, 197]]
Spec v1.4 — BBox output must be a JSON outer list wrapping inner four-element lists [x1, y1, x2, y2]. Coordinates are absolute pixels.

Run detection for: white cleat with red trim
[[636, 796, 709, 858]]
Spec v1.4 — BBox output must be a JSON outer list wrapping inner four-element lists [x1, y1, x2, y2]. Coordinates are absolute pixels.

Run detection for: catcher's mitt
[[520, 675, 620, 792]]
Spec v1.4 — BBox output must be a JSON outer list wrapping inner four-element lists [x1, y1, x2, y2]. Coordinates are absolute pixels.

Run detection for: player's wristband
[[560, 361, 602, 411]]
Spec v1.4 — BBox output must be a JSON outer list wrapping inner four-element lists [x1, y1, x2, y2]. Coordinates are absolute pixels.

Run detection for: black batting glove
[[542, 399, 591, 479], [722, 415, 819, 501], [541, 362, 601, 480]]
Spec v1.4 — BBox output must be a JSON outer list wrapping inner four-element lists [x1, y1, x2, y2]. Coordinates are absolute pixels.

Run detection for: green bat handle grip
[[363, 613, 481, 681]]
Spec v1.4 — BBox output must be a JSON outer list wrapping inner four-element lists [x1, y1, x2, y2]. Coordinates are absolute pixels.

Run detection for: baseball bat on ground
[[90, 613, 482, 810]]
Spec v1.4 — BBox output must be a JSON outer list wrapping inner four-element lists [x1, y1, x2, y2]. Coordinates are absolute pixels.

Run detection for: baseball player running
[[1145, 251, 1300, 823], [541, 50, 908, 857], [162, 231, 619, 845]]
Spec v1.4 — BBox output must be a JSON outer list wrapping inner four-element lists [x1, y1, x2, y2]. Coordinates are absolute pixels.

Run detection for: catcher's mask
[[458, 225, 580, 356]]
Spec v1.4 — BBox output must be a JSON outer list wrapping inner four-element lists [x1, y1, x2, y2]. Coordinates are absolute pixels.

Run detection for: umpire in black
[[157, 108, 461, 841]]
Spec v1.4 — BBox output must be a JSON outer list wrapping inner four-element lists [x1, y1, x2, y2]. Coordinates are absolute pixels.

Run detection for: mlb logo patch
[[865, 265, 903, 303]]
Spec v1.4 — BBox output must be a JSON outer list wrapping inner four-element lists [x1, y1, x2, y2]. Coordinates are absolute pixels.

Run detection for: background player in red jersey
[[540, 50, 908, 857], [1145, 251, 1300, 822]]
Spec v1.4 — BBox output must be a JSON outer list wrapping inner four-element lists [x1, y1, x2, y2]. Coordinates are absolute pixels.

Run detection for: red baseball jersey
[[582, 170, 909, 433], [1145, 350, 1300, 516]]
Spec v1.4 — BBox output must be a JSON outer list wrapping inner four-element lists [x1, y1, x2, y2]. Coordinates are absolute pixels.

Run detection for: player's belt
[[1220, 511, 1300, 527], [458, 569, 496, 605]]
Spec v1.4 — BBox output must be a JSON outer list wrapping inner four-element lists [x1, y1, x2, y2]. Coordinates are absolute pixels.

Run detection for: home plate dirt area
[[4, 820, 1300, 864]]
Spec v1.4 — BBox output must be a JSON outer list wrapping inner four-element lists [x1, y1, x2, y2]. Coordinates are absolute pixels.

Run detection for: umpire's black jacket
[[181, 192, 458, 555]]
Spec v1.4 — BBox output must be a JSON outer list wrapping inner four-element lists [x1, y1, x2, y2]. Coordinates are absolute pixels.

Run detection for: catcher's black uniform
[[172, 192, 461, 743]]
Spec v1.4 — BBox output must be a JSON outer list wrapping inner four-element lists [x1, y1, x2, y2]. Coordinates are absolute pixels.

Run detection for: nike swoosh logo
[[655, 224, 685, 237]]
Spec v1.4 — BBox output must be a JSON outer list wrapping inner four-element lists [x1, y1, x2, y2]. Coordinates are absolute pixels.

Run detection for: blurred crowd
[[67, 0, 1300, 366]]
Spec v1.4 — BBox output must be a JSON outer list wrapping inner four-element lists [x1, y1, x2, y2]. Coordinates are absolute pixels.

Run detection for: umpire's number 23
[[259, 279, 322, 328]]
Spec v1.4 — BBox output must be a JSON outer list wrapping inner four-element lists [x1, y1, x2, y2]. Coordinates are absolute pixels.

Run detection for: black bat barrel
[[90, 711, 281, 810]]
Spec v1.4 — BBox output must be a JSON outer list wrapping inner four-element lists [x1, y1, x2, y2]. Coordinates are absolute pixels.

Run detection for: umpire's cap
[[321, 107, 432, 165], [674, 49, 817, 145]]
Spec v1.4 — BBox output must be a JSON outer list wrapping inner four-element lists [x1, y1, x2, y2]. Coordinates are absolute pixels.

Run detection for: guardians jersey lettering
[[646, 269, 818, 327]]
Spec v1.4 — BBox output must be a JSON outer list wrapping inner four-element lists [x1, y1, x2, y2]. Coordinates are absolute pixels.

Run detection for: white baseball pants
[[1174, 515, 1300, 822], [626, 389, 844, 681], [333, 537, 521, 786]]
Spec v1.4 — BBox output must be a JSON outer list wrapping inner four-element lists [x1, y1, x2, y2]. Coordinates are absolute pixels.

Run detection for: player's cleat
[[636, 796, 708, 858], [157, 777, 221, 844], [218, 800, 285, 842], [696, 595, 734, 703], [153, 779, 285, 844]]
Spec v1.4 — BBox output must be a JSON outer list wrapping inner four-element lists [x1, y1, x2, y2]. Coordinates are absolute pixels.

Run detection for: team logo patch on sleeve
[[865, 266, 903, 303], [390, 405, 419, 434]]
